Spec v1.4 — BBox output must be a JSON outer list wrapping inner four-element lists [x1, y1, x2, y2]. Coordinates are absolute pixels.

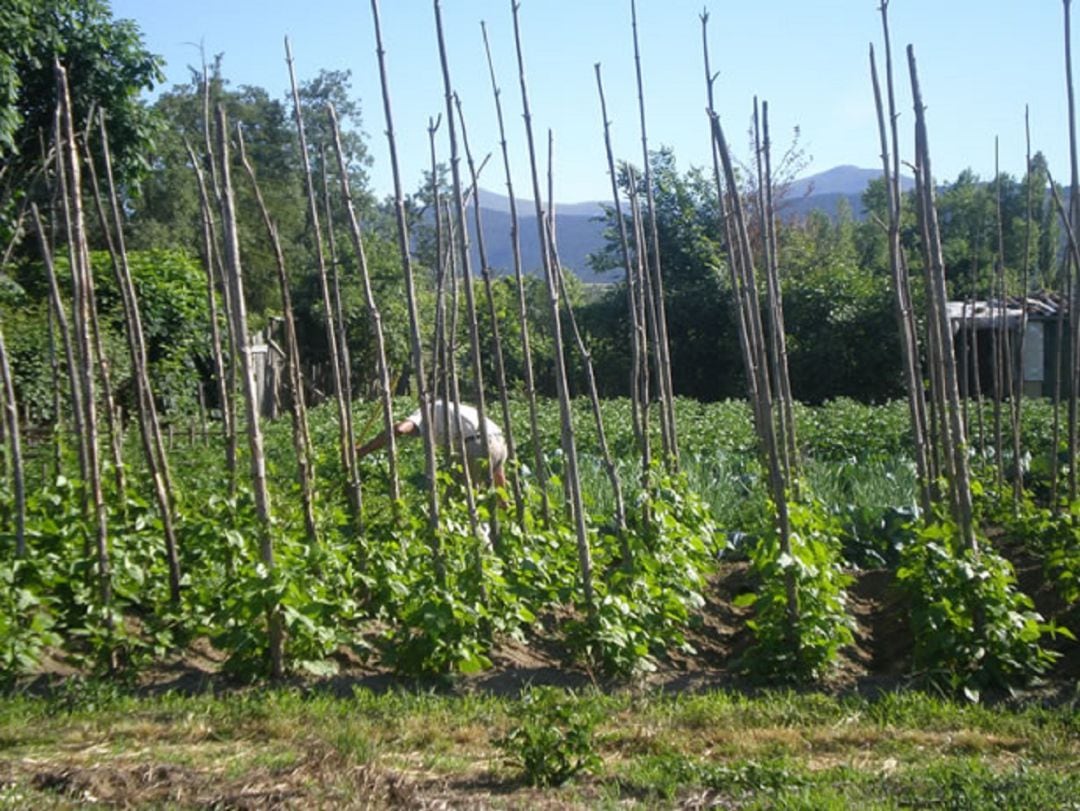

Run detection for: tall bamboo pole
[[454, 94, 526, 525], [89, 113, 182, 603], [320, 142, 362, 512], [54, 100, 126, 510], [630, 0, 678, 469], [1012, 107, 1032, 506], [754, 99, 798, 488], [30, 204, 86, 488], [56, 62, 112, 635], [1048, 186, 1074, 509], [596, 64, 648, 493], [47, 299, 63, 475], [238, 126, 319, 545], [432, 2, 500, 550], [199, 65, 238, 496], [543, 134, 627, 543], [512, 0, 593, 614], [215, 105, 283, 678], [992, 139, 1007, 492], [548, 215, 629, 552], [627, 169, 654, 483], [328, 104, 401, 510], [710, 110, 799, 631], [909, 45, 977, 553], [185, 140, 237, 492], [429, 118, 454, 457], [444, 202, 482, 541], [285, 37, 362, 524], [481, 19, 548, 526], [370, 0, 442, 571], [1064, 0, 1080, 501], [0, 318, 25, 557], [875, 2, 932, 515], [913, 161, 953, 501]]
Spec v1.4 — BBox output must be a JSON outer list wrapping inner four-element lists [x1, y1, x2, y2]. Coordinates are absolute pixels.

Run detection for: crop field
[[4, 1, 1080, 807], [1, 396, 1078, 808]]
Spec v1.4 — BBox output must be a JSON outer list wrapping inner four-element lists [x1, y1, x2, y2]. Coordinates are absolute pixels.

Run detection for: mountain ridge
[[465, 165, 907, 281]]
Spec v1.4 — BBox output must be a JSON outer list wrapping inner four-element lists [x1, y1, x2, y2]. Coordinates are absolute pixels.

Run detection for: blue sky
[[111, 1, 1068, 203]]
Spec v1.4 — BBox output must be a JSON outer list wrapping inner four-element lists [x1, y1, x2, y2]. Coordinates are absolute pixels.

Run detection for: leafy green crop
[[897, 516, 1069, 700], [737, 497, 855, 682]]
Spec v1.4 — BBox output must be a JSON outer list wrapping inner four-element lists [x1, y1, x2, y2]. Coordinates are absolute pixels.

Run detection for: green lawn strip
[[0, 687, 1076, 809]]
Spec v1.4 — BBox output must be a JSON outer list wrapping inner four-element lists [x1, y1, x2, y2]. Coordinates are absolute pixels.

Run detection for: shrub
[[496, 687, 601, 786], [897, 518, 1068, 700]]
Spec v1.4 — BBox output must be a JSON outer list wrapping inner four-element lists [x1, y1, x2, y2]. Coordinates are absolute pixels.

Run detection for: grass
[[1, 685, 1077, 809]]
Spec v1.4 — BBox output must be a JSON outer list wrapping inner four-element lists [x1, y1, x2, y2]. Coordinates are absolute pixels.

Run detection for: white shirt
[[406, 400, 502, 445]]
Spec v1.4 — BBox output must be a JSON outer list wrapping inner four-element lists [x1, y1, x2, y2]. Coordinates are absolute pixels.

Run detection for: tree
[[780, 209, 903, 403], [589, 149, 742, 401], [0, 0, 162, 208]]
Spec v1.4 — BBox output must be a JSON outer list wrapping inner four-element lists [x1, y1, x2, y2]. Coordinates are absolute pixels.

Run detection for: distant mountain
[[465, 166, 911, 281], [466, 190, 609, 282], [781, 164, 914, 220]]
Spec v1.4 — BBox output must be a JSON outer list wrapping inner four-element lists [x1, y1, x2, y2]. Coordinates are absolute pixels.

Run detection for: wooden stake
[[596, 64, 649, 508], [238, 125, 319, 545], [0, 318, 25, 557], [370, 0, 443, 575], [89, 112, 183, 603], [56, 62, 112, 647], [285, 37, 362, 525], [908, 45, 977, 552], [328, 104, 401, 512], [511, 0, 593, 614], [454, 93, 526, 526], [216, 105, 283, 677], [870, 39, 932, 519], [631, 0, 678, 469], [481, 19, 549, 526]]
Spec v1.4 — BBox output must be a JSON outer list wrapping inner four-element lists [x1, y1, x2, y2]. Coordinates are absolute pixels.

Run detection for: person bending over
[[356, 399, 507, 490]]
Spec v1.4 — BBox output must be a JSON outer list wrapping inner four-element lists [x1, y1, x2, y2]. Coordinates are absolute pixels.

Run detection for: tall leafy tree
[[0, 0, 162, 213]]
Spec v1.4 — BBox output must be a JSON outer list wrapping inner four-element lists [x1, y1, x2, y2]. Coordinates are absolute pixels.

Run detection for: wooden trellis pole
[[198, 66, 239, 496], [31, 204, 86, 489], [1045, 175, 1075, 509], [53, 89, 125, 512], [56, 62, 113, 641], [285, 37, 362, 525], [869, 36, 932, 519], [0, 316, 24, 558], [481, 19, 549, 526], [548, 214, 629, 554], [432, 1, 501, 550], [909, 45, 977, 553], [319, 142, 362, 511], [215, 105, 283, 678], [626, 168, 654, 483], [595, 64, 649, 500], [46, 298, 63, 475], [512, 0, 594, 614], [88, 113, 183, 603], [992, 138, 1008, 492], [428, 117, 453, 455], [1065, 0, 1080, 503], [454, 94, 526, 525], [630, 0, 678, 470], [328, 104, 401, 510], [185, 139, 237, 493], [710, 108, 799, 631], [237, 126, 319, 545], [370, 0, 443, 575], [754, 98, 798, 489], [444, 201, 482, 541], [1012, 107, 1033, 507]]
